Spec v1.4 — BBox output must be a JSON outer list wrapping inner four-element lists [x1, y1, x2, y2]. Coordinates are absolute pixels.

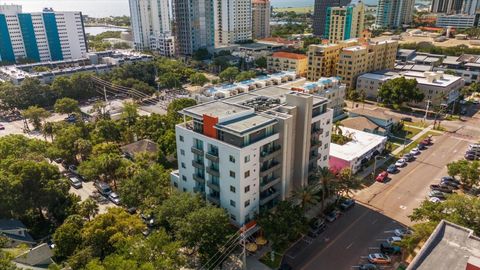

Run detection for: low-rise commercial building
[[348, 107, 401, 134], [329, 127, 387, 174], [356, 70, 464, 107], [257, 37, 304, 50], [171, 86, 333, 226], [436, 54, 480, 84], [0, 50, 153, 85], [267, 52, 308, 76]]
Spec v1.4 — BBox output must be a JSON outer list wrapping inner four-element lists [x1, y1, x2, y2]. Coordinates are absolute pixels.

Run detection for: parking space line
[[346, 242, 353, 249]]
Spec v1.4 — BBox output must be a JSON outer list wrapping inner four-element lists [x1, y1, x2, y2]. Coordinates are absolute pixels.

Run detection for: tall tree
[[292, 185, 320, 212], [219, 67, 239, 83], [52, 215, 85, 260], [22, 106, 51, 130], [78, 198, 99, 221], [378, 77, 425, 107], [54, 98, 80, 114]]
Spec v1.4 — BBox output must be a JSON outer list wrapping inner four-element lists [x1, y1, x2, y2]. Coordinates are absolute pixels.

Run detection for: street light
[[372, 155, 386, 179]]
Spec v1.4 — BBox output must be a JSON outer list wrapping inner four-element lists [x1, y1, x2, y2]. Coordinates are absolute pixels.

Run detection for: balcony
[[207, 181, 220, 192], [192, 160, 204, 169], [207, 194, 220, 205], [205, 152, 219, 162], [260, 145, 281, 162], [260, 190, 280, 206], [311, 127, 324, 135], [260, 161, 281, 177], [206, 166, 220, 177], [193, 186, 205, 194], [310, 139, 321, 149], [191, 146, 204, 155], [260, 177, 281, 192], [193, 174, 205, 184]]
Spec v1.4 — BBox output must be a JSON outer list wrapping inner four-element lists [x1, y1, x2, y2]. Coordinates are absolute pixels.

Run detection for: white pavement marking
[[346, 243, 354, 249], [372, 219, 378, 224]]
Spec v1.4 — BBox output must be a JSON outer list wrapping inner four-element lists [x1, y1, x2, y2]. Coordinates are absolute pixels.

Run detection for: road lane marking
[[346, 242, 354, 249], [372, 219, 378, 224]]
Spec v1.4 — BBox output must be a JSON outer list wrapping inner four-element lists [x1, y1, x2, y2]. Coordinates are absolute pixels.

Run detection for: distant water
[[4, 0, 402, 17], [84, 26, 129, 36]]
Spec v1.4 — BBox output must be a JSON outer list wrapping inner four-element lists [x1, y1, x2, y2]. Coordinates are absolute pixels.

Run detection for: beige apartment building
[[307, 39, 398, 89], [325, 2, 365, 43], [252, 0, 271, 39], [267, 52, 308, 76]]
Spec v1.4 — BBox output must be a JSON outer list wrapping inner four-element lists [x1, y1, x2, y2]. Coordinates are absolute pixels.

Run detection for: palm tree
[[79, 198, 99, 221], [42, 122, 55, 142], [292, 185, 320, 212], [316, 167, 333, 211]]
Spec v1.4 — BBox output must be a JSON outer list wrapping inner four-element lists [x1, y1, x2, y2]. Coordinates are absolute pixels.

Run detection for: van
[[94, 182, 112, 196]]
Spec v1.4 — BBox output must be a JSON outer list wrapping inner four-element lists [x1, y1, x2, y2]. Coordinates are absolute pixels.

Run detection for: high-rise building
[[313, 0, 351, 37], [431, 0, 464, 14], [214, 0, 252, 46], [325, 2, 365, 43], [172, 0, 215, 56], [462, 0, 480, 15], [129, 0, 173, 55], [307, 39, 398, 89], [0, 4, 87, 63], [252, 0, 271, 40], [374, 0, 415, 29], [170, 86, 333, 226]]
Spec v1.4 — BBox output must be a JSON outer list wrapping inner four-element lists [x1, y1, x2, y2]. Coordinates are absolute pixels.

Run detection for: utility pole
[[424, 99, 431, 122], [103, 86, 108, 103], [241, 228, 247, 270]]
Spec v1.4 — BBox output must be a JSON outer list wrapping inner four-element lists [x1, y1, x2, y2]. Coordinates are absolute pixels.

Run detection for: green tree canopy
[[189, 72, 209, 86], [219, 67, 240, 83], [378, 77, 425, 107], [22, 106, 51, 130], [54, 98, 80, 114]]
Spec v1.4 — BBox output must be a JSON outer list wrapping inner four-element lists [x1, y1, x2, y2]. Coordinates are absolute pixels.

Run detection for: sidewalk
[[392, 125, 433, 156]]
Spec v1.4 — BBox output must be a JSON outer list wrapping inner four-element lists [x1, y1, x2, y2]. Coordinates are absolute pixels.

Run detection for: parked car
[[465, 153, 479, 160], [64, 114, 77, 123], [54, 158, 63, 164], [401, 117, 413, 122], [375, 171, 389, 183], [311, 218, 326, 231], [395, 159, 407, 167], [430, 184, 453, 193], [387, 164, 398, 174], [473, 100, 480, 105], [380, 242, 401, 255], [418, 143, 427, 150], [108, 192, 121, 205], [325, 210, 340, 222], [394, 228, 412, 238], [141, 213, 155, 227], [94, 181, 112, 196], [428, 190, 446, 199], [68, 175, 82, 189], [402, 153, 415, 162], [368, 253, 391, 264], [429, 197, 442, 203], [461, 108, 468, 115], [441, 176, 460, 184], [340, 199, 355, 211], [359, 264, 379, 270], [68, 165, 78, 174], [126, 207, 137, 215], [308, 227, 323, 238], [279, 263, 293, 270], [0, 124, 4, 130], [386, 236, 402, 245], [410, 147, 421, 155]]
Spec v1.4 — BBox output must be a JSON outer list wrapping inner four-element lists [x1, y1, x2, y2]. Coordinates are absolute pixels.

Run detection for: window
[[180, 149, 185, 156], [324, 143, 329, 149], [245, 185, 250, 193], [173, 182, 178, 187], [244, 170, 250, 178], [244, 155, 250, 163], [230, 214, 236, 221], [181, 162, 186, 169], [323, 155, 328, 161], [230, 171, 236, 178], [182, 175, 187, 181], [230, 200, 236, 207], [230, 185, 236, 193], [244, 199, 250, 207], [229, 155, 236, 163], [183, 188, 186, 192], [179, 135, 184, 142]]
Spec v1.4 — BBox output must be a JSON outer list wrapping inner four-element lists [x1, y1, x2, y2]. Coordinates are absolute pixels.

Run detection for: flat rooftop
[[182, 101, 252, 120], [217, 114, 276, 135], [407, 220, 480, 270], [330, 127, 387, 162], [360, 70, 462, 87]]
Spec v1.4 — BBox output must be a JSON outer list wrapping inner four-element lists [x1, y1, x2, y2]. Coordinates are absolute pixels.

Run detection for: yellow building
[[267, 52, 308, 76], [325, 2, 365, 43], [306, 39, 358, 81], [307, 39, 398, 89]]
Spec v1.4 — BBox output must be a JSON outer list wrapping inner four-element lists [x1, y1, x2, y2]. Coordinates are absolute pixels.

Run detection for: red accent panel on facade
[[203, 114, 218, 138]]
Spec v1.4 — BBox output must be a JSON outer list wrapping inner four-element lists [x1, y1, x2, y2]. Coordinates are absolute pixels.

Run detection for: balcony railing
[[260, 161, 281, 177], [260, 177, 281, 192], [207, 181, 220, 192], [311, 127, 324, 135], [310, 139, 321, 149], [207, 194, 220, 205], [206, 166, 220, 177], [260, 145, 281, 161], [205, 152, 219, 162], [193, 174, 205, 184], [191, 146, 204, 155], [260, 190, 280, 206], [192, 160, 204, 169]]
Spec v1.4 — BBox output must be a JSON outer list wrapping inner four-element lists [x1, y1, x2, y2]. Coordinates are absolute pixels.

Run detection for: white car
[[410, 148, 421, 155], [108, 192, 121, 205], [394, 228, 412, 238], [395, 159, 406, 167], [386, 236, 402, 245], [429, 197, 442, 203]]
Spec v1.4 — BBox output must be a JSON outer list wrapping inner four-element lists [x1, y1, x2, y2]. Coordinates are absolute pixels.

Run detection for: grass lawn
[[389, 126, 422, 145], [396, 131, 442, 157], [273, 6, 313, 13], [406, 121, 428, 128]]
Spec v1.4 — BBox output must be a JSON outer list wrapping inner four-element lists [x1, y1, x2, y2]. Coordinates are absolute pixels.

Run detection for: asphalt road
[[288, 134, 470, 270]]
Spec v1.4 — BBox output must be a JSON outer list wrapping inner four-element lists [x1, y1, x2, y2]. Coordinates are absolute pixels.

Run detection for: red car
[[376, 171, 389, 182]]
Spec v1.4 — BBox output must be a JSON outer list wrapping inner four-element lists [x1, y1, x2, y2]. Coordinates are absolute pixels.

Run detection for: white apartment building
[[0, 5, 87, 63], [436, 14, 476, 28], [357, 70, 464, 107], [214, 0, 253, 46], [171, 86, 333, 226], [129, 0, 174, 56]]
